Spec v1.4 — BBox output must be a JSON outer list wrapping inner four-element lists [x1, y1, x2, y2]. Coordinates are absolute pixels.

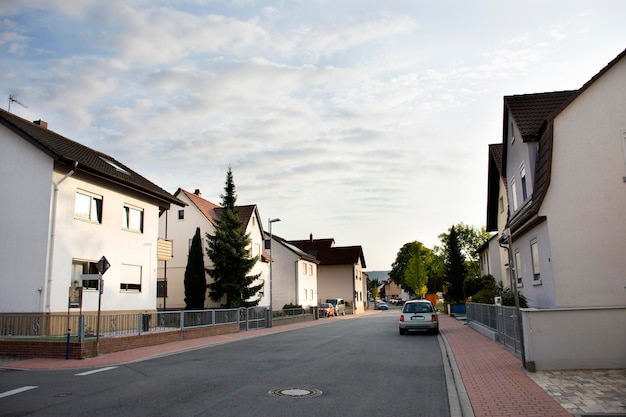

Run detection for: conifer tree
[[443, 225, 467, 303], [184, 227, 207, 310], [206, 167, 263, 307]]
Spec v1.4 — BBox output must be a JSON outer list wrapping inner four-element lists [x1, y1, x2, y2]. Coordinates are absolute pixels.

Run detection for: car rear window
[[403, 303, 433, 313]]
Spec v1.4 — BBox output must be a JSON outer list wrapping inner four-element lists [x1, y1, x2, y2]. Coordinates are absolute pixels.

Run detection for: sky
[[1, 1, 625, 271]]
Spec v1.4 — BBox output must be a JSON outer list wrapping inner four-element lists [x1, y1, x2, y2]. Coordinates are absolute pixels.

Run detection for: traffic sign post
[[95, 256, 109, 356]]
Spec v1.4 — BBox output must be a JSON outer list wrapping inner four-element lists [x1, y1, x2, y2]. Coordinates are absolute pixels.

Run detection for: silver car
[[399, 300, 439, 335]]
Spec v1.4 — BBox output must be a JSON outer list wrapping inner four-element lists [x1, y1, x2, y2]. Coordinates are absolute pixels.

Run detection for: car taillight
[[400, 315, 405, 322], [431, 314, 437, 322]]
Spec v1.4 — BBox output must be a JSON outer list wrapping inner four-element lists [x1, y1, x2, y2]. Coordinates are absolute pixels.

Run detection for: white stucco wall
[[0, 125, 54, 313], [540, 57, 626, 308], [49, 172, 162, 314], [522, 307, 626, 370], [157, 194, 270, 309]]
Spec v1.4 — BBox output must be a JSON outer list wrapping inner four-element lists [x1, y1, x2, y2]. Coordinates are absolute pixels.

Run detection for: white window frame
[[72, 259, 100, 290], [530, 239, 541, 285], [75, 190, 103, 223], [120, 263, 142, 292], [510, 178, 518, 211], [520, 163, 528, 201], [514, 250, 523, 287], [123, 204, 144, 233]]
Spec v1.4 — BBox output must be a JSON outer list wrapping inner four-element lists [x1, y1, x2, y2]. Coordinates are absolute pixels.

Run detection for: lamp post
[[268, 218, 281, 328]]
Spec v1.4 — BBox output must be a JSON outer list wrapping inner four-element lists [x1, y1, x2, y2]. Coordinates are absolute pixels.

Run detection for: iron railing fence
[[466, 302, 522, 353], [0, 308, 245, 341]]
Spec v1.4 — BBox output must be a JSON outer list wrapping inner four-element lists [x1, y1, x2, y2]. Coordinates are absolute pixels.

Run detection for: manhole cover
[[268, 387, 322, 398]]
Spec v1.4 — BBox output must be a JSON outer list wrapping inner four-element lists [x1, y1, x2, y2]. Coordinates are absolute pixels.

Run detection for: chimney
[[310, 233, 313, 242], [194, 189, 201, 196], [33, 119, 48, 129]]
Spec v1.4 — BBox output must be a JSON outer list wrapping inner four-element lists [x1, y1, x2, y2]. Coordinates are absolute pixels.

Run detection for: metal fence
[[466, 302, 522, 353], [0, 308, 249, 341]]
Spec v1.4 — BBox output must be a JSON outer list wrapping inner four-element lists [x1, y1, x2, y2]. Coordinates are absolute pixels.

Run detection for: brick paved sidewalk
[[439, 313, 571, 417]]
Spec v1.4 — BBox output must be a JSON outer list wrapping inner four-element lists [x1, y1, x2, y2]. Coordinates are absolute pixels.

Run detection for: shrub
[[500, 290, 529, 308], [282, 303, 302, 309]]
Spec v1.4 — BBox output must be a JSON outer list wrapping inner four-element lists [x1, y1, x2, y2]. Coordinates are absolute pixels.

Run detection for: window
[[520, 164, 528, 201], [178, 210, 184, 220], [71, 260, 100, 290], [514, 250, 523, 286], [120, 264, 142, 291], [75, 191, 103, 223], [123, 205, 143, 233], [254, 243, 261, 260], [511, 179, 518, 211], [499, 196, 504, 213], [510, 122, 515, 144], [531, 240, 541, 282]]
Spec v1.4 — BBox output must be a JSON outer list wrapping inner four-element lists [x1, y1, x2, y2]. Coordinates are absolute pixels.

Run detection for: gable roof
[[0, 108, 183, 209], [177, 188, 269, 261], [504, 48, 626, 235], [289, 237, 366, 268], [269, 233, 320, 264]]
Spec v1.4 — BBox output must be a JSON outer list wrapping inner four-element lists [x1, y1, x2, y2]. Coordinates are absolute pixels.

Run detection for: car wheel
[[431, 328, 439, 335], [399, 328, 407, 335]]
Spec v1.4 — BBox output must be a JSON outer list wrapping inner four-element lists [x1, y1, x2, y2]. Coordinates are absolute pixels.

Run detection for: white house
[[0, 109, 182, 314], [266, 233, 320, 309], [289, 236, 367, 314], [157, 188, 270, 310], [483, 49, 626, 370]]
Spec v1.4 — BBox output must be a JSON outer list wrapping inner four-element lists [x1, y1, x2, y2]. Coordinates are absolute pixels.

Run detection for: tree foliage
[[436, 222, 490, 279], [184, 227, 207, 310], [206, 167, 263, 308], [390, 242, 442, 297], [443, 225, 467, 304]]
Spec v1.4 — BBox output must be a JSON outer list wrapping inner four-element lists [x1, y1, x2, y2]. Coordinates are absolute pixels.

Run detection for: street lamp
[[268, 218, 281, 328]]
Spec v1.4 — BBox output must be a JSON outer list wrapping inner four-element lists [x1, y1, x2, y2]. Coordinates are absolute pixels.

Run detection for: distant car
[[399, 299, 438, 335], [378, 302, 388, 310], [326, 298, 346, 316], [318, 303, 335, 317]]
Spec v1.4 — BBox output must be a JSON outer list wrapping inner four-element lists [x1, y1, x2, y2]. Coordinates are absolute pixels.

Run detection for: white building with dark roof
[[0, 109, 183, 314]]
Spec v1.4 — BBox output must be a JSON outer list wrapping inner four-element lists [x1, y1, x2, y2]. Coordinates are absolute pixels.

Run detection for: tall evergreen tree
[[443, 225, 467, 303], [206, 167, 263, 308], [184, 227, 207, 310]]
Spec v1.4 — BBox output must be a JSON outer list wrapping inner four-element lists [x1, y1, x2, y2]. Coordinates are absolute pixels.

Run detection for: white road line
[[0, 386, 38, 399], [75, 366, 118, 376]]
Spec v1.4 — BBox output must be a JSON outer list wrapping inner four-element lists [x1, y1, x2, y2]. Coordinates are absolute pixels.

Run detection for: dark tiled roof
[[289, 238, 366, 268], [0, 108, 183, 209], [506, 48, 626, 234], [504, 91, 577, 141]]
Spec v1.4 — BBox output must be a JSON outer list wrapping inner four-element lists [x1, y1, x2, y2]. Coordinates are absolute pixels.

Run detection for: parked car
[[325, 298, 346, 316], [399, 299, 438, 335], [318, 303, 335, 317], [378, 301, 388, 310]]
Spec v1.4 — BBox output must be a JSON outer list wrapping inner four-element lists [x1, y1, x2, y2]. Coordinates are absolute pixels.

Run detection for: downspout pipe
[[44, 161, 78, 313]]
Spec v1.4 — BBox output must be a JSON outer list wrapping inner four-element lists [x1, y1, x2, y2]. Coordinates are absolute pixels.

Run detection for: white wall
[[522, 307, 626, 370], [0, 126, 53, 312], [541, 57, 626, 308], [50, 172, 162, 313]]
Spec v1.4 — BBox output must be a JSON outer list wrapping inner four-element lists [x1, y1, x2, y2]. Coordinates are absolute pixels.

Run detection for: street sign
[[68, 286, 83, 308], [96, 256, 110, 274]]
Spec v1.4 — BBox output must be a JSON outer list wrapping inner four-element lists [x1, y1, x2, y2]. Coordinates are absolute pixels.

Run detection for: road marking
[[75, 366, 118, 376], [0, 386, 38, 399]]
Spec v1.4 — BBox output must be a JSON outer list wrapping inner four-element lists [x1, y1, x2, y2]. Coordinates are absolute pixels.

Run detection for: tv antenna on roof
[[8, 94, 27, 113]]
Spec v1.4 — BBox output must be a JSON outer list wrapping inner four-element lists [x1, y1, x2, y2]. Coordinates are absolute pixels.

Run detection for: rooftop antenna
[[8, 94, 27, 113]]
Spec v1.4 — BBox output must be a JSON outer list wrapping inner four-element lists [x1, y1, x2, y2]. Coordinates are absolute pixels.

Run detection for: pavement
[[1, 311, 625, 417]]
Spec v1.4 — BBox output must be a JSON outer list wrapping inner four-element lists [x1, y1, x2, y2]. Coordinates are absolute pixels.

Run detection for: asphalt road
[[0, 310, 450, 417]]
